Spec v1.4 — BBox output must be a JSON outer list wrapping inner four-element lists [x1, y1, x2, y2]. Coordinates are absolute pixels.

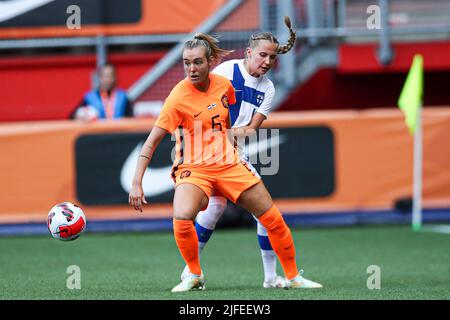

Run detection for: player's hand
[[128, 184, 148, 212]]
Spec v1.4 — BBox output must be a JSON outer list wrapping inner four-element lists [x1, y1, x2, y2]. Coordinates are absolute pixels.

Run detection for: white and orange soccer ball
[[47, 202, 86, 241]]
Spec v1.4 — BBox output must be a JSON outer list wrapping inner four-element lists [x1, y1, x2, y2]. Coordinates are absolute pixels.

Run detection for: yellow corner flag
[[397, 54, 424, 135]]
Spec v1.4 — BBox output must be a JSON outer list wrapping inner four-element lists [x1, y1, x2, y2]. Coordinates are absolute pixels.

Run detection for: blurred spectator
[[72, 64, 133, 121]]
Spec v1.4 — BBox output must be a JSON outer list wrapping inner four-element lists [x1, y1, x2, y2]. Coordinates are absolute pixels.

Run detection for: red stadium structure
[[1, 0, 450, 234]]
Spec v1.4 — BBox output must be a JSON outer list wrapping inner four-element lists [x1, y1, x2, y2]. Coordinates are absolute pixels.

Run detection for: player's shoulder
[[168, 78, 191, 98], [211, 73, 233, 87], [212, 59, 242, 76], [162, 78, 191, 109]]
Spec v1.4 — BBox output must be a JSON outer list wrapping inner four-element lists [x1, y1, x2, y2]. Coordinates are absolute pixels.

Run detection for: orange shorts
[[172, 161, 261, 203]]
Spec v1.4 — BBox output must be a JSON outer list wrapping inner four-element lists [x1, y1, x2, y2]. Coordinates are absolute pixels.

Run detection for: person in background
[[72, 64, 133, 121]]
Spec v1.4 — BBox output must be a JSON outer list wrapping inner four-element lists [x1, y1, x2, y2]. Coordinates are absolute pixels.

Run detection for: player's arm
[[129, 126, 168, 212], [231, 112, 266, 137]]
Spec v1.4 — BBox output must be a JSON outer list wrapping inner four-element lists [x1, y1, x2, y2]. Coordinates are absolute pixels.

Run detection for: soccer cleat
[[180, 265, 204, 282], [172, 273, 206, 292], [287, 270, 323, 289], [263, 275, 288, 288]]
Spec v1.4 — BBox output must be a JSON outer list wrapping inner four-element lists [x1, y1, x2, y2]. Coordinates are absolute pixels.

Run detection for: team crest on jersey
[[256, 94, 264, 106], [221, 94, 229, 109]]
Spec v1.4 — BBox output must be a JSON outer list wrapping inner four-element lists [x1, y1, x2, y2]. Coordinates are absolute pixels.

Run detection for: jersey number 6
[[211, 115, 222, 131]]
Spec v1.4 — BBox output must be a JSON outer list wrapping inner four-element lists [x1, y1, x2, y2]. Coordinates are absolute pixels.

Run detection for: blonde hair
[[248, 16, 296, 54], [183, 33, 233, 64]]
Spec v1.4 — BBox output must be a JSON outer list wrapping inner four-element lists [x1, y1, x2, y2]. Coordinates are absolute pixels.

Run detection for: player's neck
[[193, 78, 210, 92], [243, 60, 261, 78]]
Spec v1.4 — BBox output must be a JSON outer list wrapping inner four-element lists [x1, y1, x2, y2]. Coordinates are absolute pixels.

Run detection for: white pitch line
[[420, 224, 450, 234]]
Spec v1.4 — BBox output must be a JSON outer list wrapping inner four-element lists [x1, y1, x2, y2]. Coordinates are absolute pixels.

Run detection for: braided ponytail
[[276, 16, 296, 54], [248, 16, 296, 55]]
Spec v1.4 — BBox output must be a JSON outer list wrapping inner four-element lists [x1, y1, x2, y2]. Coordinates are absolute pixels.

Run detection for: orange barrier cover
[[0, 0, 243, 39], [0, 108, 449, 224]]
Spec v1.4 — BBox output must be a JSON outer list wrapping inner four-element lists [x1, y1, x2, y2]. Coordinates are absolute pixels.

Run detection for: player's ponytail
[[248, 16, 296, 55], [276, 16, 296, 54], [184, 33, 233, 64]]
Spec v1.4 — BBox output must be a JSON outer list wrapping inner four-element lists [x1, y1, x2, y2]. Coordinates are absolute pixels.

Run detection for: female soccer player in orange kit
[[128, 33, 322, 292], [182, 17, 303, 289]]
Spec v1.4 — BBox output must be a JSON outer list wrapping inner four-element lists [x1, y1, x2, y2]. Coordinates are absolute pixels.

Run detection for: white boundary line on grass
[[420, 224, 450, 234]]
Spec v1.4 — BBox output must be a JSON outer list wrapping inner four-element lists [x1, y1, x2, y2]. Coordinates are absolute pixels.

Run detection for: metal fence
[[1, 0, 449, 113]]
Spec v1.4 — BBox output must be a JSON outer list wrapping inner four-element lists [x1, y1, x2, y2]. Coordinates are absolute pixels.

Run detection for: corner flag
[[397, 54, 423, 135]]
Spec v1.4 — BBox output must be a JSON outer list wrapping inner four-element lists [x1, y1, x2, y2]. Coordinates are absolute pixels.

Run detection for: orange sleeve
[[227, 80, 236, 105], [154, 93, 183, 134]]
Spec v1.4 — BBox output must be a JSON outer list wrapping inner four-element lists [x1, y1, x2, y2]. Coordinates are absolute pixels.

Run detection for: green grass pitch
[[0, 225, 449, 299]]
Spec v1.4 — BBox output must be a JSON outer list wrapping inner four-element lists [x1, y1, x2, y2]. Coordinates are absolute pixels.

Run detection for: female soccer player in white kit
[[181, 17, 299, 288]]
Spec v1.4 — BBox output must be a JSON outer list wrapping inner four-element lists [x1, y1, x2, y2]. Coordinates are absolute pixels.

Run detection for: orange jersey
[[155, 74, 238, 173]]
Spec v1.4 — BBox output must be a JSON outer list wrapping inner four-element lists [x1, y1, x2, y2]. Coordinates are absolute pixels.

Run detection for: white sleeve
[[212, 61, 233, 80], [256, 83, 275, 117]]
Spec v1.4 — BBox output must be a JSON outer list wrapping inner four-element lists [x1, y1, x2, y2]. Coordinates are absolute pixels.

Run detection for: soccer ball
[[47, 202, 86, 241]]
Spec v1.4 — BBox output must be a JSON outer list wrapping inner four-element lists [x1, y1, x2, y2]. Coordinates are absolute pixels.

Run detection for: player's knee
[[173, 208, 197, 221], [196, 196, 227, 229], [208, 196, 227, 210], [238, 182, 273, 216]]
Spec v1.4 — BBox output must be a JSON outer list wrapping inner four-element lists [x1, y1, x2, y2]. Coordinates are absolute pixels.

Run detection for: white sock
[[260, 249, 277, 281], [195, 196, 227, 255], [255, 217, 278, 281]]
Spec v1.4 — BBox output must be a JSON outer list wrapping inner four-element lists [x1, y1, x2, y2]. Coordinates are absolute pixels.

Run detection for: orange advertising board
[[0, 0, 229, 39], [0, 108, 449, 224]]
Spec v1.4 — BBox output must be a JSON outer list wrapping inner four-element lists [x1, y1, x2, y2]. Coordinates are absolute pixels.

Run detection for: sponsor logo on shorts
[[179, 170, 191, 179]]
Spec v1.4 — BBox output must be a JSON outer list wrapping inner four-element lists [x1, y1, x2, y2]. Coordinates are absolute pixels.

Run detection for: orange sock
[[258, 204, 298, 280], [173, 218, 202, 276]]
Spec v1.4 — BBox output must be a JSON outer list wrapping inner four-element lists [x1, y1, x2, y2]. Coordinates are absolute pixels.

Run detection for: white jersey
[[212, 59, 275, 128], [212, 59, 274, 169]]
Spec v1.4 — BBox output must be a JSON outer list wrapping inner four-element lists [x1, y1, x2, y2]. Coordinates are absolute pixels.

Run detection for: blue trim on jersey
[[257, 235, 273, 250], [195, 222, 214, 243], [230, 63, 244, 126], [243, 85, 265, 107], [230, 63, 266, 126]]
